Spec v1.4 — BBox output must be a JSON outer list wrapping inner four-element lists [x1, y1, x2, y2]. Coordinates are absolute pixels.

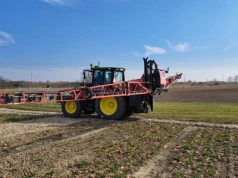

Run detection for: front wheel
[[61, 101, 81, 118], [95, 97, 127, 119]]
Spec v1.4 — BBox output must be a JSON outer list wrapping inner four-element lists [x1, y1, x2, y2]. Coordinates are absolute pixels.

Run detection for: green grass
[[138, 102, 238, 124], [1, 101, 238, 124], [1, 103, 61, 112], [0, 113, 46, 123]]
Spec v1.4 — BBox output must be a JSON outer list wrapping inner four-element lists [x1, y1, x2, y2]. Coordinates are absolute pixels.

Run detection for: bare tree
[[227, 76, 233, 82], [234, 75, 238, 82], [0, 76, 4, 89]]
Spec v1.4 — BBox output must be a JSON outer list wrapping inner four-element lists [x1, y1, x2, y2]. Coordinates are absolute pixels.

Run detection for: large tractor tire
[[61, 101, 81, 118], [95, 97, 127, 119], [124, 109, 134, 118]]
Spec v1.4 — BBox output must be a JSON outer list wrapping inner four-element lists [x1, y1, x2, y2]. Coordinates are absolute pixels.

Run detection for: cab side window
[[93, 70, 103, 85], [114, 71, 123, 82], [105, 71, 112, 84]]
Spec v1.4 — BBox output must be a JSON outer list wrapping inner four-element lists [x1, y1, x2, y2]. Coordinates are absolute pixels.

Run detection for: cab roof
[[91, 66, 125, 71]]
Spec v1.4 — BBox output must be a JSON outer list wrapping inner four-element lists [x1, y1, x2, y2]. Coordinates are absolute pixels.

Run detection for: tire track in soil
[[1, 108, 238, 130], [229, 131, 238, 178], [0, 108, 61, 116], [0, 120, 116, 160], [0, 117, 82, 139], [132, 126, 196, 178], [0, 126, 111, 178], [138, 117, 238, 130]]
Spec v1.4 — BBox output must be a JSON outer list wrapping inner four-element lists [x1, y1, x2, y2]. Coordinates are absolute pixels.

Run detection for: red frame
[[0, 73, 181, 106]]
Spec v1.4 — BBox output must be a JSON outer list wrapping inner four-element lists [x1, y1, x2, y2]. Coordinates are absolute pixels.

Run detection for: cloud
[[42, 0, 64, 5], [132, 51, 139, 56], [193, 46, 210, 50], [165, 40, 173, 49], [223, 44, 237, 52], [175, 43, 190, 52], [165, 40, 190, 52], [41, 0, 79, 6], [0, 31, 15, 46], [144, 45, 166, 56]]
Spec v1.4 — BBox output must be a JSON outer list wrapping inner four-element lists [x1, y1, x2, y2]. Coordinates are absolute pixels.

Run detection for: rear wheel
[[61, 101, 81, 118], [124, 109, 134, 118], [95, 97, 127, 119]]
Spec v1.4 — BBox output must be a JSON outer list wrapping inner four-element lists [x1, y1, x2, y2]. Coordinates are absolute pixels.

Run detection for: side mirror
[[83, 71, 86, 80], [166, 68, 169, 73]]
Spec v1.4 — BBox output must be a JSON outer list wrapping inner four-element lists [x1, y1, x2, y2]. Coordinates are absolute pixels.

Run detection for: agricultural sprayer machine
[[0, 57, 182, 119]]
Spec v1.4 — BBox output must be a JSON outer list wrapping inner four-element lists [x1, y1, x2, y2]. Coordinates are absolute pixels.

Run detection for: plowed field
[[155, 84, 238, 103]]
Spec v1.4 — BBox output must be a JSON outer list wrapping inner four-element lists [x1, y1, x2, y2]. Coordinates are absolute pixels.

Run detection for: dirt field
[[0, 114, 237, 178], [155, 83, 238, 103], [1, 84, 238, 177]]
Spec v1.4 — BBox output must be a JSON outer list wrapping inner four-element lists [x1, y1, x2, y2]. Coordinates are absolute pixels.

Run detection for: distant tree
[[227, 76, 233, 82], [0, 76, 4, 89], [213, 78, 217, 82], [234, 75, 238, 82]]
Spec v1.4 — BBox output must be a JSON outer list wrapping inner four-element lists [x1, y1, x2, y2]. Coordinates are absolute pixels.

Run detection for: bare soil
[[155, 85, 238, 103], [0, 113, 237, 177]]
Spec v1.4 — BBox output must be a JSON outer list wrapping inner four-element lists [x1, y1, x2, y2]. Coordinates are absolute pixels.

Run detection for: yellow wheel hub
[[65, 101, 77, 114], [100, 97, 118, 115]]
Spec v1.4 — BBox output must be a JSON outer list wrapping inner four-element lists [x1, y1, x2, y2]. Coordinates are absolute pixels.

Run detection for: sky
[[0, 0, 238, 82]]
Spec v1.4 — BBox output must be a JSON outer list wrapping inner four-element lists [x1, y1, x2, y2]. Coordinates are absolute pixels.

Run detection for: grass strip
[[138, 102, 238, 124], [0, 103, 61, 112], [0, 113, 47, 123], [2, 101, 238, 124]]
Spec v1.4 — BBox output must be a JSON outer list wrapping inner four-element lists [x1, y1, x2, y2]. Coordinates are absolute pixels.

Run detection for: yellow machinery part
[[65, 101, 77, 114], [100, 97, 118, 115]]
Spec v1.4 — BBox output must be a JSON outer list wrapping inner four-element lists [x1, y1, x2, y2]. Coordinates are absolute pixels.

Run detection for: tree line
[[227, 75, 238, 82], [0, 76, 82, 89], [1, 74, 238, 89]]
